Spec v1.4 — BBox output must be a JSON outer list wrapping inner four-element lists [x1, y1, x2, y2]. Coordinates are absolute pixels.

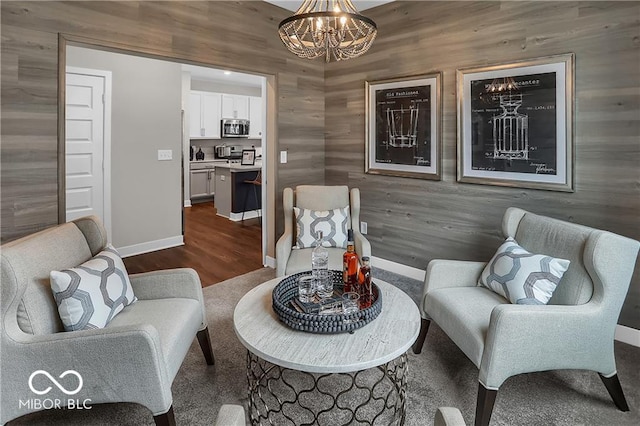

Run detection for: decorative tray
[[272, 270, 382, 334]]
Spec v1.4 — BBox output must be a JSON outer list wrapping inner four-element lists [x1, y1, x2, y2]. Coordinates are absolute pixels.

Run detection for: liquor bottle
[[312, 231, 331, 298], [342, 229, 359, 293], [358, 256, 372, 309]]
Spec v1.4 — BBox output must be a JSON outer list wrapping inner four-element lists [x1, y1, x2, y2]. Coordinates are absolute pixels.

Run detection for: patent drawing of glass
[[365, 73, 442, 180], [386, 104, 419, 149], [492, 93, 529, 160]]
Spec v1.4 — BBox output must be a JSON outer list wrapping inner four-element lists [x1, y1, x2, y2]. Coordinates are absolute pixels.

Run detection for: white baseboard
[[184, 200, 192, 208], [117, 235, 184, 258], [227, 210, 260, 222], [265, 256, 277, 269], [372, 256, 640, 348], [371, 255, 426, 282], [615, 324, 640, 347]]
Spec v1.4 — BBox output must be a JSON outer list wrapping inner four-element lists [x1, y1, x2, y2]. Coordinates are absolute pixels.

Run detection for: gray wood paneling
[[1, 0, 325, 243], [324, 1, 640, 328]]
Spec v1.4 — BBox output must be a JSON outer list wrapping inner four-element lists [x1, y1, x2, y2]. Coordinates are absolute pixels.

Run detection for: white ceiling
[[264, 0, 394, 12], [182, 64, 263, 88]]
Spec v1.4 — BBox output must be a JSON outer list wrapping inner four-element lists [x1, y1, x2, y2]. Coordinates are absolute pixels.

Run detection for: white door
[[65, 67, 112, 238]]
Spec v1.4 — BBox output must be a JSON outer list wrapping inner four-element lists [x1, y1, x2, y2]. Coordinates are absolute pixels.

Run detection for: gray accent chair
[[276, 185, 371, 277], [413, 207, 639, 426], [0, 216, 215, 426], [434, 407, 466, 426]]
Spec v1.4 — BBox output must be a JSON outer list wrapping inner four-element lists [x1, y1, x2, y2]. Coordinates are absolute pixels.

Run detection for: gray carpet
[[12, 267, 640, 425]]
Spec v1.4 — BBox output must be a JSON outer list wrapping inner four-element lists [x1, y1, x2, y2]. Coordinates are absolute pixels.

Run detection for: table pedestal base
[[246, 351, 408, 425]]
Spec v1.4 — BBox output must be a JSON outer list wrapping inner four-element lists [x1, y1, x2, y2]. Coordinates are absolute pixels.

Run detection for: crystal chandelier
[[278, 0, 378, 62]]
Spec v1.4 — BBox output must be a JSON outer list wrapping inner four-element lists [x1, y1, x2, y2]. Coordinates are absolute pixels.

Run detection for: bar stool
[[241, 170, 261, 222]]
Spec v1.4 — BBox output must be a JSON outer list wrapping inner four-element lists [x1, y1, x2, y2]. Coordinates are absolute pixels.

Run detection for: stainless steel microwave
[[221, 119, 250, 138]]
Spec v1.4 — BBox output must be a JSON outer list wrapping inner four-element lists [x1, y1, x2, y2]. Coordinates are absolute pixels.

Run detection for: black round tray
[[272, 270, 382, 334]]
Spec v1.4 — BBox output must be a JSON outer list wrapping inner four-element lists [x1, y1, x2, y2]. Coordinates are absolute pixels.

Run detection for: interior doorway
[[59, 39, 275, 267]]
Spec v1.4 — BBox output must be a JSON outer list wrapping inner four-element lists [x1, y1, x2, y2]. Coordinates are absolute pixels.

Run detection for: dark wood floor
[[123, 202, 263, 287]]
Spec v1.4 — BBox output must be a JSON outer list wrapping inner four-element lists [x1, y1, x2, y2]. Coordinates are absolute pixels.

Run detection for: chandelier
[[278, 0, 378, 62]]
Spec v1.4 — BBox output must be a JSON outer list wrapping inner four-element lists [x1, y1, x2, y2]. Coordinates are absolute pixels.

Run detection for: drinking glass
[[342, 292, 360, 323], [297, 275, 315, 303]]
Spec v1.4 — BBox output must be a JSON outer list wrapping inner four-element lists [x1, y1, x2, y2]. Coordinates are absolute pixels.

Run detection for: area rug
[[11, 267, 640, 425]]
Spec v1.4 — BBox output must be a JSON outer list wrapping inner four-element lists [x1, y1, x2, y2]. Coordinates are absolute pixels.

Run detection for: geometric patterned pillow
[[478, 237, 570, 305], [293, 206, 350, 249], [50, 244, 137, 331]]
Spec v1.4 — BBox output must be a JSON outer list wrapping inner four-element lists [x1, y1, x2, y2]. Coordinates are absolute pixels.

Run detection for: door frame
[[57, 34, 277, 263], [64, 66, 113, 241]]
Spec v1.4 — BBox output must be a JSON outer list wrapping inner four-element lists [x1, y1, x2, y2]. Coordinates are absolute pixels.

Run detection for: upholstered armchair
[[276, 185, 371, 277], [0, 216, 214, 426], [413, 207, 639, 426]]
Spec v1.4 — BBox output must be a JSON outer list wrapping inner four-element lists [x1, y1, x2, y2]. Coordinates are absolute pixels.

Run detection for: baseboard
[[117, 235, 184, 258], [265, 256, 277, 269], [615, 324, 640, 347], [228, 210, 261, 222], [371, 255, 426, 282], [184, 200, 192, 208], [373, 256, 640, 348]]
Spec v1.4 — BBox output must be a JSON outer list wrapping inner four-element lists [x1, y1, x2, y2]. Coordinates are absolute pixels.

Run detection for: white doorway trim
[[65, 66, 112, 241]]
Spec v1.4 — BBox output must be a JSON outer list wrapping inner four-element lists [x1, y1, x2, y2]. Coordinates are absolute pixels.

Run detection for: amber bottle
[[342, 229, 359, 293], [358, 256, 372, 309]]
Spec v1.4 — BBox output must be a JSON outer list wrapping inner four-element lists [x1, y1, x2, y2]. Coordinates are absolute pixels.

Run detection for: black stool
[[241, 171, 261, 222]]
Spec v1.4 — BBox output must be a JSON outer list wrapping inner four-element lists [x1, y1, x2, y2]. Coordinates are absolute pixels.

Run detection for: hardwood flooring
[[123, 202, 263, 287]]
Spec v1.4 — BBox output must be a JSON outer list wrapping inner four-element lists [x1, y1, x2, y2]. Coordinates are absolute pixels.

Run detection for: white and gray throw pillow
[[478, 237, 570, 305], [294, 206, 350, 249], [50, 244, 137, 331]]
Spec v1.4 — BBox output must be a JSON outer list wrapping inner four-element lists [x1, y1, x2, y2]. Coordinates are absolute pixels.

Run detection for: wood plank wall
[[0, 0, 325, 243], [324, 1, 640, 327]]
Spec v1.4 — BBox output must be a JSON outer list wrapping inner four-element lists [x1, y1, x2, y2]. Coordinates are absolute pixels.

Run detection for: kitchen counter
[[214, 161, 262, 172], [214, 164, 261, 221]]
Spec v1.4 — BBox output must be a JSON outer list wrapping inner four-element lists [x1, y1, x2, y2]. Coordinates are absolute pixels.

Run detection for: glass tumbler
[[298, 275, 315, 303], [342, 292, 360, 323]]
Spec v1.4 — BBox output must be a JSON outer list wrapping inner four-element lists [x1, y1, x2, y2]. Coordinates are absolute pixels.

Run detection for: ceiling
[[264, 0, 394, 12], [182, 64, 263, 88]]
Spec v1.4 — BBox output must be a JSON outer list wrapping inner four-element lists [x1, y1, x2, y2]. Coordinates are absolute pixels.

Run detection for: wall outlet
[[220, 175, 226, 181], [360, 221, 368, 234], [157, 149, 172, 161], [280, 150, 287, 164]]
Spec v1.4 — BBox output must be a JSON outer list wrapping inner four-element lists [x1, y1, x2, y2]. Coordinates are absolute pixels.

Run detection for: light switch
[[360, 222, 368, 234], [280, 150, 287, 164], [157, 150, 172, 161]]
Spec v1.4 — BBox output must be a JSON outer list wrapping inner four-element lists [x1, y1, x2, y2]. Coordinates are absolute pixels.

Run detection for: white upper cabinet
[[190, 91, 221, 139], [249, 96, 263, 139], [221, 94, 249, 120]]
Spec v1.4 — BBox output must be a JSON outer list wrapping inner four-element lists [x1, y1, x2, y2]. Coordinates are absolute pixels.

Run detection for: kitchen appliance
[[215, 144, 244, 159], [221, 118, 250, 138]]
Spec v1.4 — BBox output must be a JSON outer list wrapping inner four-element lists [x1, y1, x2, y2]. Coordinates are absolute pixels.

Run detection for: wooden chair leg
[[475, 383, 497, 426], [197, 327, 215, 365], [154, 406, 176, 426], [412, 318, 431, 354], [599, 373, 630, 411]]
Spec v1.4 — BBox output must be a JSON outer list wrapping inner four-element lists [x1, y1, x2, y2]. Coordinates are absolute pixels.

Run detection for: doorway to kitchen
[[61, 41, 273, 275]]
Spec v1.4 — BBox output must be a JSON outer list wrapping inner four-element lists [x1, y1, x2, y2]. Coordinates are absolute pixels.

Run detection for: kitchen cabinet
[[221, 94, 249, 120], [190, 164, 215, 200], [249, 96, 262, 139], [190, 91, 221, 139]]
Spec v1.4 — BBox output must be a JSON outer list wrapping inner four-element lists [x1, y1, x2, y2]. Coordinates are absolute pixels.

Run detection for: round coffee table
[[233, 276, 420, 425]]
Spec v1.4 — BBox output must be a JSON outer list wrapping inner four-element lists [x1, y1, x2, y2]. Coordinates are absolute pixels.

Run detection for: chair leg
[[599, 373, 630, 411], [475, 383, 498, 426], [154, 406, 176, 426], [197, 327, 215, 366], [412, 318, 431, 354]]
